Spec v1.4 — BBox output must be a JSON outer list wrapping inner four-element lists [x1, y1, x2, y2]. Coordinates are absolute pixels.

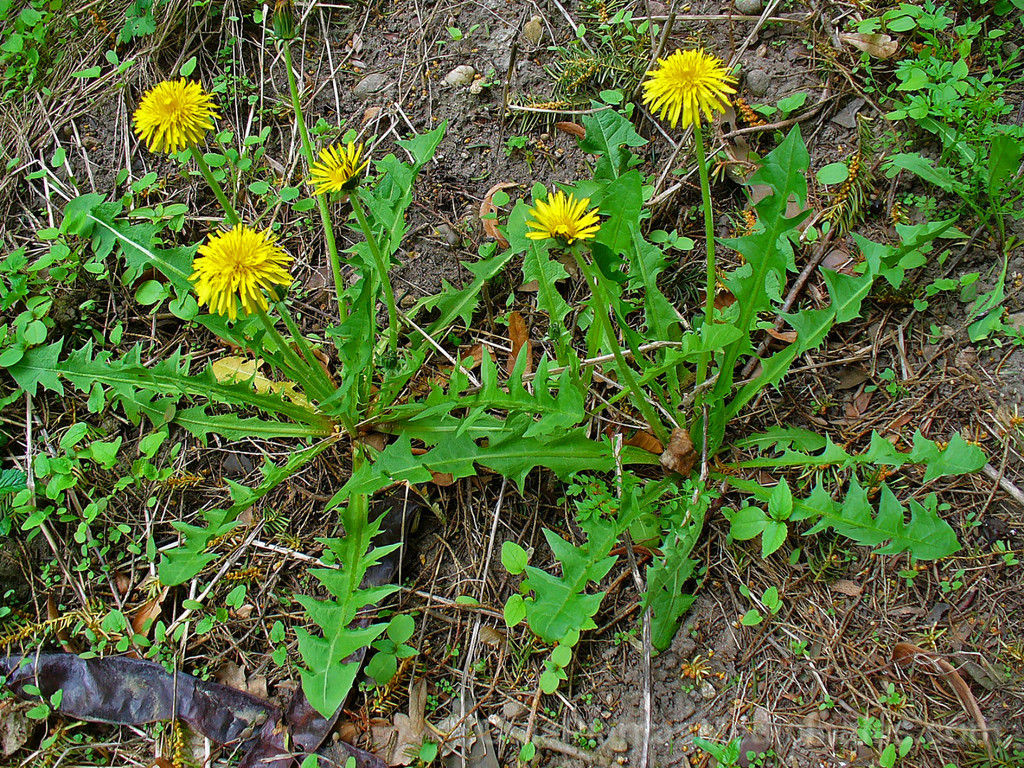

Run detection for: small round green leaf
[[503, 594, 526, 628], [501, 541, 528, 574], [816, 162, 850, 185]]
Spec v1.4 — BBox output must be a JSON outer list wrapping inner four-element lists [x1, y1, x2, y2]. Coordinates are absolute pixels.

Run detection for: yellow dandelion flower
[[525, 189, 601, 244], [642, 49, 737, 129], [133, 79, 219, 154], [308, 142, 369, 195], [190, 225, 293, 321]]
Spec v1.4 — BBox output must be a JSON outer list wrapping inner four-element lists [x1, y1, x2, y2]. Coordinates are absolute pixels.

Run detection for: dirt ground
[[2, 0, 1024, 767]]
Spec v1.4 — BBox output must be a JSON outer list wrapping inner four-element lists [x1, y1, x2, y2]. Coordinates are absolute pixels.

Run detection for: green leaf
[[820, 267, 874, 324], [578, 106, 647, 180], [522, 239, 571, 345], [504, 594, 526, 627], [886, 153, 961, 193], [767, 479, 793, 520], [520, 514, 619, 644], [816, 162, 849, 185], [297, 500, 401, 717], [501, 541, 529, 574], [6, 340, 65, 396], [803, 479, 960, 559], [730, 505, 769, 541], [908, 432, 986, 481], [761, 520, 788, 557], [645, 501, 704, 650], [987, 134, 1023, 198]]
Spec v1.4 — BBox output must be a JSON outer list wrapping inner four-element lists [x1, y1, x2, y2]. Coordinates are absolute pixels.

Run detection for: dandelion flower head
[[642, 49, 737, 129], [309, 142, 369, 195], [525, 190, 601, 245], [190, 225, 293, 320], [133, 79, 219, 154]]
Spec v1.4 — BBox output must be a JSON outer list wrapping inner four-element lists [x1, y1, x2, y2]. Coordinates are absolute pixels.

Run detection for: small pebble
[[352, 73, 391, 99], [745, 69, 770, 97], [604, 735, 629, 753], [444, 65, 476, 87], [522, 15, 544, 44], [735, 0, 763, 13]]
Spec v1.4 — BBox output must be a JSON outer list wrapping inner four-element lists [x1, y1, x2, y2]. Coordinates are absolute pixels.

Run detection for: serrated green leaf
[[578, 107, 647, 180], [909, 432, 986, 481], [6, 340, 65, 396]]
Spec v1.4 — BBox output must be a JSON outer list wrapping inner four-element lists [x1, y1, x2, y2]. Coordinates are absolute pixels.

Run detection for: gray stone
[[745, 69, 770, 97], [604, 735, 629, 753], [831, 97, 866, 128], [352, 73, 392, 100], [522, 15, 544, 45], [735, 0, 763, 14], [444, 65, 476, 87]]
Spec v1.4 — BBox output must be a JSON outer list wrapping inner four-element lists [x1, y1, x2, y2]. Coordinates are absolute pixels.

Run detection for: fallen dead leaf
[[362, 106, 382, 125], [0, 700, 35, 757], [892, 642, 992, 758], [660, 428, 697, 476], [765, 328, 797, 343], [840, 32, 898, 59], [554, 121, 585, 139], [623, 429, 663, 455], [131, 587, 168, 637], [214, 662, 248, 693], [388, 679, 428, 765], [714, 288, 737, 311], [835, 365, 870, 390], [478, 625, 506, 648], [479, 182, 517, 249], [506, 311, 532, 376], [830, 579, 863, 597]]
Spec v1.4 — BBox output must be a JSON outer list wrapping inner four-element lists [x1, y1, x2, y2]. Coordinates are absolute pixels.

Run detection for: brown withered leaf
[[840, 32, 898, 59], [554, 121, 585, 139], [623, 429, 663, 455], [892, 642, 992, 758], [0, 700, 35, 757], [830, 579, 863, 597], [479, 182, 517, 249], [376, 679, 428, 766], [660, 428, 697, 476], [131, 587, 168, 638], [845, 389, 873, 420], [765, 328, 798, 343], [714, 289, 737, 311], [507, 311, 532, 376], [835, 365, 870, 390]]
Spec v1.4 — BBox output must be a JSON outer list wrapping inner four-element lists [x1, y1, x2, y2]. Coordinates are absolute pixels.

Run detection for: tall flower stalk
[[275, 9, 346, 321], [642, 48, 736, 423], [133, 79, 240, 225]]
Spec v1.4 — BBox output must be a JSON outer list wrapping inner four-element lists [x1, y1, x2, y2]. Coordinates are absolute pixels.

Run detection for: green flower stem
[[190, 145, 239, 226], [274, 299, 335, 396], [350, 192, 399, 355], [693, 119, 716, 415], [573, 248, 669, 446], [280, 40, 347, 321], [254, 306, 332, 403]]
